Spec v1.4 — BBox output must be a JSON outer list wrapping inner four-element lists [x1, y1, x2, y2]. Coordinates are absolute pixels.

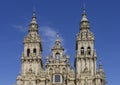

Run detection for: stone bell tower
[[16, 11, 44, 85], [74, 7, 106, 85], [75, 7, 96, 76]]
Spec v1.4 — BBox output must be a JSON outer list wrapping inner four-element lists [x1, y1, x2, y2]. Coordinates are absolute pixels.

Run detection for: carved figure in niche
[[49, 68, 53, 74], [55, 68, 60, 73]]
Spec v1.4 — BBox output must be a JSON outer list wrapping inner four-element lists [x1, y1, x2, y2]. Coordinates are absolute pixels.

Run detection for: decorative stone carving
[[15, 7, 107, 85]]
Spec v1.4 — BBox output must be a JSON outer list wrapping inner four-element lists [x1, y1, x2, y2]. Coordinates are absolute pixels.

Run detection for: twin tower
[[15, 8, 107, 85]]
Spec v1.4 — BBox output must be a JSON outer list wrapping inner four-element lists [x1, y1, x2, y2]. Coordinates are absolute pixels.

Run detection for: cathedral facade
[[15, 8, 107, 85]]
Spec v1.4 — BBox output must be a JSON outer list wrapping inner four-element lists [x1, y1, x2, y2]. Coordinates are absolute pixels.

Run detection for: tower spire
[[55, 33, 61, 45], [33, 6, 36, 16], [56, 33, 59, 39], [98, 59, 103, 70], [31, 7, 37, 24], [81, 3, 88, 21], [98, 59, 105, 74], [80, 3, 90, 30], [83, 2, 86, 14], [28, 8, 38, 33]]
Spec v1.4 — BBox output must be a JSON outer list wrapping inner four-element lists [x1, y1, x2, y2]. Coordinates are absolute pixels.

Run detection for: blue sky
[[0, 0, 120, 85]]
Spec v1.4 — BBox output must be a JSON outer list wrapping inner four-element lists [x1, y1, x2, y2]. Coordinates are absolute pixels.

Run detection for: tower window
[[27, 49, 30, 57], [55, 75, 60, 82], [62, 76, 64, 83], [87, 47, 91, 55], [62, 68, 66, 73], [55, 53, 60, 60], [81, 47, 84, 55], [49, 68, 53, 74], [33, 48, 37, 55], [36, 79, 40, 84], [101, 79, 103, 83]]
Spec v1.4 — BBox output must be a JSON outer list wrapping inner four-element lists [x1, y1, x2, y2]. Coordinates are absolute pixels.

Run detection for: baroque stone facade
[[15, 8, 107, 85]]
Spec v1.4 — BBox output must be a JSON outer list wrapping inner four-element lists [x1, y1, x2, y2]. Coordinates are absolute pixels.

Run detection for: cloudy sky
[[0, 0, 120, 85]]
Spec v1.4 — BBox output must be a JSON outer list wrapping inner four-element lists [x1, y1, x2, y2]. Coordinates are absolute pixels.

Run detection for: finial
[[99, 58, 103, 69], [99, 58, 102, 64], [54, 32, 61, 46], [81, 2, 88, 22], [32, 6, 36, 17], [98, 58, 105, 73], [56, 33, 59, 39], [80, 1, 90, 30], [30, 6, 37, 25], [55, 32, 61, 43], [83, 2, 86, 14]]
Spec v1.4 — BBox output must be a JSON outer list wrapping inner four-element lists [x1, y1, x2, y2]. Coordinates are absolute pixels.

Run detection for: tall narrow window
[[27, 49, 30, 57], [62, 68, 66, 73], [49, 68, 53, 74], [55, 53, 60, 60], [101, 79, 103, 83], [87, 47, 91, 55], [62, 76, 64, 83], [36, 79, 40, 85], [55, 75, 60, 82], [81, 47, 84, 55], [33, 48, 37, 55]]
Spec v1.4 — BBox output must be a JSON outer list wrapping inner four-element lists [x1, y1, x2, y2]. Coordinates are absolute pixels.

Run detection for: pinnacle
[[31, 11, 37, 24], [81, 8, 88, 22], [52, 33, 64, 50], [80, 6, 90, 30], [99, 59, 103, 69], [28, 10, 38, 33], [55, 33, 61, 44]]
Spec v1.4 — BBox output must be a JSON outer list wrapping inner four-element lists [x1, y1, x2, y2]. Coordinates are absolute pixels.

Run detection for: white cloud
[[13, 25, 66, 56], [12, 25, 27, 32], [39, 26, 64, 56]]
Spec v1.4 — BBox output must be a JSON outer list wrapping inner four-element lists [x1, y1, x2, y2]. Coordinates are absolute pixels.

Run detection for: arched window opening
[[81, 47, 84, 55], [55, 75, 60, 82], [62, 76, 64, 83], [55, 53, 60, 60], [36, 79, 40, 84], [93, 79, 96, 85], [100, 79, 103, 83], [27, 49, 30, 57], [87, 47, 91, 55], [101, 79, 103, 83], [33, 48, 37, 55], [49, 68, 53, 74], [62, 68, 66, 73]]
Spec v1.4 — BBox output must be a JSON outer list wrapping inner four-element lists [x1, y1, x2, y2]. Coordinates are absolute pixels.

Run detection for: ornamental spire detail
[[28, 9, 38, 33], [80, 4, 90, 30]]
